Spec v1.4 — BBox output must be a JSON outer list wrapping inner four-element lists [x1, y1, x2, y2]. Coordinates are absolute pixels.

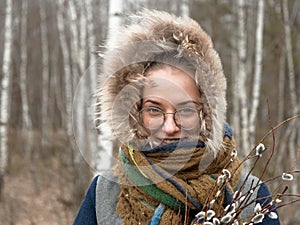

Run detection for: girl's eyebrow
[[143, 99, 199, 107], [142, 99, 163, 106], [176, 100, 200, 107]]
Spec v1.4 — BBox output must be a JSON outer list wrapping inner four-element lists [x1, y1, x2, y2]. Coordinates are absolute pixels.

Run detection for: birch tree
[[230, 2, 240, 149], [282, 0, 299, 197], [274, 49, 286, 171], [249, 0, 264, 147], [181, 0, 190, 17], [19, 0, 40, 194], [20, 0, 33, 156], [68, 0, 80, 91], [0, 0, 13, 198], [86, 0, 97, 101], [86, 0, 100, 174], [79, 2, 87, 74], [277, 49, 285, 124], [68, 0, 84, 168], [282, 0, 298, 116], [73, 1, 87, 167], [40, 0, 50, 149], [237, 0, 250, 159], [57, 0, 73, 145], [106, 0, 124, 48], [95, 0, 123, 172]]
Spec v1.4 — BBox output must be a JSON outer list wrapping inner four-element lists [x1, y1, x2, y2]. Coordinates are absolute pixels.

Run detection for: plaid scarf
[[114, 136, 242, 225]]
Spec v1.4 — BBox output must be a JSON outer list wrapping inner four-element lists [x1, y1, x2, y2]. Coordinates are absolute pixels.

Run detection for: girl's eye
[[143, 107, 163, 116], [179, 108, 193, 112], [177, 108, 197, 116], [148, 107, 161, 113]]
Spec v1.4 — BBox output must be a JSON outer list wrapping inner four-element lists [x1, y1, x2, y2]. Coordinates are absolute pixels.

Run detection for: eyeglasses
[[139, 107, 200, 130]]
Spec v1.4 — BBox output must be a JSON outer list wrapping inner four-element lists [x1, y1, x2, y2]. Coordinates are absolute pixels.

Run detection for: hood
[[95, 9, 227, 155]]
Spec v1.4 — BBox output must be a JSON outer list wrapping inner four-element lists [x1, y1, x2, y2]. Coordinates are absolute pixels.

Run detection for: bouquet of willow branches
[[193, 115, 299, 225]]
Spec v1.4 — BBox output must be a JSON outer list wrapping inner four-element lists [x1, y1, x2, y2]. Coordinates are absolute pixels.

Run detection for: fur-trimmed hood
[[95, 9, 227, 155]]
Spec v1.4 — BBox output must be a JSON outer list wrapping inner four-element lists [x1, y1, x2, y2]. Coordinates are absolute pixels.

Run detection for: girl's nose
[[162, 114, 180, 134]]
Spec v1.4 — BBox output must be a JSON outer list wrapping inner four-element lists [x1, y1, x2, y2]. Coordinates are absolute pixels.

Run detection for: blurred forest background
[[0, 0, 299, 224]]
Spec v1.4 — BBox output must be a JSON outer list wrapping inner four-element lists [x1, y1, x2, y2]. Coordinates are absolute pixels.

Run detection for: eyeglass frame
[[138, 107, 200, 131]]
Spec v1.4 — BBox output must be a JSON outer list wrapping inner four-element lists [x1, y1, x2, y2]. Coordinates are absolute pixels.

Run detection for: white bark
[[181, 0, 190, 17], [95, 0, 124, 171], [245, 1, 255, 78], [19, 0, 35, 163], [68, 0, 80, 90], [57, 0, 73, 139], [0, 0, 13, 180], [74, 2, 88, 167], [249, 0, 264, 146], [231, 47, 240, 148], [237, 0, 250, 158], [79, 2, 87, 74], [40, 0, 50, 148], [230, 2, 240, 148], [288, 128, 297, 192], [51, 48, 60, 130], [277, 49, 285, 124], [86, 0, 99, 173], [73, 1, 88, 163], [282, 0, 298, 114], [282, 0, 298, 196], [274, 48, 286, 176], [20, 0, 32, 131], [106, 0, 123, 49], [86, 0, 97, 95]]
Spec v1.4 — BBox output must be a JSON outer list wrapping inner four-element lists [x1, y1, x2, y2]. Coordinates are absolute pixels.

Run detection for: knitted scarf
[[114, 135, 242, 225]]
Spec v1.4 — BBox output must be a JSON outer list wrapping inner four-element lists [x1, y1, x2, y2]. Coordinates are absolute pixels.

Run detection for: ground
[[0, 152, 86, 225]]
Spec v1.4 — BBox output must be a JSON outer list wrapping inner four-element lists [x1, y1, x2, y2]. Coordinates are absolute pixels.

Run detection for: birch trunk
[[73, 1, 98, 174], [68, 0, 80, 91], [51, 47, 60, 131], [106, 0, 123, 48], [181, 0, 190, 17], [249, 0, 264, 147], [0, 0, 13, 198], [71, 1, 91, 195], [86, 0, 100, 173], [231, 48, 240, 148], [75, 1, 88, 159], [57, 0, 76, 162], [20, 0, 40, 194], [40, 0, 50, 149], [68, 0, 84, 170], [74, 2, 87, 167], [277, 49, 285, 124], [230, 2, 240, 149], [282, 0, 298, 197], [282, 0, 298, 114], [96, 0, 123, 171], [79, 2, 87, 74], [20, 0, 31, 131], [57, 0, 73, 137], [86, 0, 97, 98], [237, 0, 250, 159], [20, 0, 33, 142], [245, 1, 255, 80], [275, 49, 286, 172]]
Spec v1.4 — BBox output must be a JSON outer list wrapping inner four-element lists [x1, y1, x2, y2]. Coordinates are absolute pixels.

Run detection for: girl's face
[[141, 65, 201, 146]]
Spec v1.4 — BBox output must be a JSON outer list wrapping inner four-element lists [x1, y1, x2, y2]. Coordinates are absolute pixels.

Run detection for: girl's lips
[[155, 138, 186, 145], [150, 136, 192, 146]]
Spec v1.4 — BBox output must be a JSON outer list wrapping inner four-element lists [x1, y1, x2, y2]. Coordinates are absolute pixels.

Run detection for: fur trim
[[95, 9, 227, 155]]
